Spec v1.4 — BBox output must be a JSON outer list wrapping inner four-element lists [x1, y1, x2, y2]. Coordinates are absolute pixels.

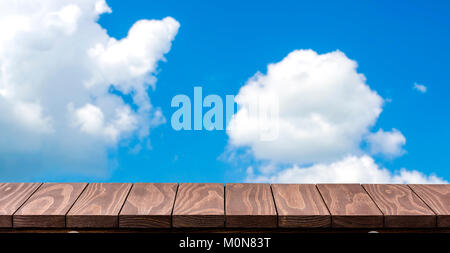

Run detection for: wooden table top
[[0, 183, 449, 231]]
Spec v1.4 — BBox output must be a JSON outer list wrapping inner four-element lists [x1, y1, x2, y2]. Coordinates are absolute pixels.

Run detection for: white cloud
[[73, 103, 105, 135], [227, 49, 444, 183], [413, 82, 427, 93], [70, 103, 139, 142], [94, 0, 112, 14], [228, 49, 383, 164], [0, 0, 179, 179], [12, 101, 54, 133], [366, 128, 406, 158], [246, 155, 446, 184]]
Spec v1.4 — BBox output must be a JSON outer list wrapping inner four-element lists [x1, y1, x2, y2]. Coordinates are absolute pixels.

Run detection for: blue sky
[[0, 0, 449, 183]]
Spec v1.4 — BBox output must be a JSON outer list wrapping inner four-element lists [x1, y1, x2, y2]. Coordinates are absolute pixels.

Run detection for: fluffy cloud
[[228, 49, 383, 164], [246, 155, 446, 184], [366, 128, 406, 158], [228, 49, 442, 183], [0, 0, 179, 179]]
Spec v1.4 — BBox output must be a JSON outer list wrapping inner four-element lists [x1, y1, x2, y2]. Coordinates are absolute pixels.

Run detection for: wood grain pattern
[[272, 184, 330, 228], [317, 184, 383, 228], [66, 183, 132, 228], [363, 184, 435, 228], [225, 183, 277, 228], [409, 184, 450, 227], [119, 183, 178, 228], [172, 183, 224, 228], [0, 183, 41, 227], [1, 182, 448, 230], [13, 183, 87, 228]]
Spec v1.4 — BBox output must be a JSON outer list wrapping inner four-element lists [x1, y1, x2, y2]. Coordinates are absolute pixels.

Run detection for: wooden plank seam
[[317, 184, 384, 228], [223, 184, 226, 227], [315, 184, 331, 227], [117, 183, 135, 227], [65, 183, 89, 228], [407, 184, 438, 217], [361, 184, 385, 227], [66, 183, 133, 228], [408, 184, 439, 227], [11, 183, 43, 228], [170, 183, 180, 228], [315, 184, 333, 227], [270, 185, 278, 228]]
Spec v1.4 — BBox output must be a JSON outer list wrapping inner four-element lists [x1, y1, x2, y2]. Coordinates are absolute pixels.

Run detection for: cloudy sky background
[[0, 0, 449, 183]]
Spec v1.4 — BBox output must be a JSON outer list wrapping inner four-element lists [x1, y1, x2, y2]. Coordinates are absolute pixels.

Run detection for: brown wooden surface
[[172, 183, 224, 228], [66, 183, 132, 228], [225, 183, 277, 228], [363, 184, 435, 228], [317, 184, 383, 228], [272, 184, 330, 228], [0, 183, 448, 229], [0, 183, 41, 228], [409, 184, 450, 227], [13, 183, 87, 228], [120, 183, 178, 228]]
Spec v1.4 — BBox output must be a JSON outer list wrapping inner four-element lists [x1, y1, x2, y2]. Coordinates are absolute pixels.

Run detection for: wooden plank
[[272, 184, 330, 228], [0, 183, 41, 228], [225, 183, 277, 228], [119, 183, 178, 228], [13, 183, 87, 228], [66, 183, 132, 228], [317, 184, 383, 228], [363, 184, 435, 228], [409, 184, 450, 227], [172, 183, 224, 227]]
